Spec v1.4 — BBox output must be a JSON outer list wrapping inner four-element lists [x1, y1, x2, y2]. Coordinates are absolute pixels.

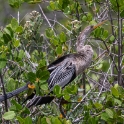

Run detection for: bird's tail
[[0, 82, 30, 102], [26, 95, 54, 108]]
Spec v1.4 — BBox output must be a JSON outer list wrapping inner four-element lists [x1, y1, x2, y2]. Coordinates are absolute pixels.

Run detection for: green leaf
[[94, 102, 103, 109], [8, 0, 23, 8], [6, 78, 16, 92], [40, 83, 48, 91], [87, 13, 92, 21], [82, 15, 87, 21], [17, 116, 24, 124], [13, 39, 20, 47], [48, 1, 56, 10], [53, 85, 62, 97], [3, 33, 11, 44], [64, 84, 78, 95], [50, 37, 59, 46], [51, 117, 62, 124], [18, 50, 25, 59], [105, 108, 113, 118], [96, 63, 103, 70], [63, 94, 70, 101], [11, 100, 22, 110], [0, 58, 7, 69], [94, 28, 101, 37], [120, 10, 124, 18], [25, 0, 41, 4], [114, 98, 122, 106], [117, 86, 124, 95], [65, 120, 72, 124], [11, 18, 19, 31], [111, 87, 119, 97], [59, 32, 67, 43], [24, 116, 32, 124], [27, 72, 36, 82], [45, 28, 54, 38], [56, 46, 62, 54], [103, 30, 109, 39], [46, 117, 52, 124], [109, 35, 115, 43], [101, 112, 109, 121], [16, 26, 23, 33], [64, 6, 71, 14], [36, 70, 50, 80], [3, 111, 16, 120], [89, 20, 97, 25], [58, 0, 70, 10], [4, 27, 14, 37], [0, 31, 3, 38], [41, 117, 48, 124], [22, 107, 30, 115]]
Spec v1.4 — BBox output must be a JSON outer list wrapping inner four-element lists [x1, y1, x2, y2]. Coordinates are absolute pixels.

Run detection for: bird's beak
[[93, 20, 107, 29]]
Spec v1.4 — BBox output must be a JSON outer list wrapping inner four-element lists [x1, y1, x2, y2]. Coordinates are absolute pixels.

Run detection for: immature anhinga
[[0, 21, 106, 107]]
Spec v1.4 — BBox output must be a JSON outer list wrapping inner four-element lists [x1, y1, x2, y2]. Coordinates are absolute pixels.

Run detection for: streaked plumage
[[0, 21, 106, 107], [27, 41, 93, 107]]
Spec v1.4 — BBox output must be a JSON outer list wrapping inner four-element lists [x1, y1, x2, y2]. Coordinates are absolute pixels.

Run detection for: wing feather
[[26, 61, 76, 107]]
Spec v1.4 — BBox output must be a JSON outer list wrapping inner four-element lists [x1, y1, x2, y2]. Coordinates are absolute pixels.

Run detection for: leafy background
[[0, 0, 124, 124]]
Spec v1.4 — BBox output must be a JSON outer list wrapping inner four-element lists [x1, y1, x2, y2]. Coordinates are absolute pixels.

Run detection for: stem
[[82, 72, 86, 95], [0, 72, 8, 112], [106, 0, 116, 77], [116, 0, 122, 86]]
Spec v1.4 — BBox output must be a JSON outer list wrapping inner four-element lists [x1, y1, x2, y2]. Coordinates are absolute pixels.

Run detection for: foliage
[[1, 0, 124, 123]]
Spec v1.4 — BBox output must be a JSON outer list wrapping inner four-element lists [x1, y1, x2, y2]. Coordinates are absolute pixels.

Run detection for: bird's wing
[[48, 54, 73, 72], [48, 60, 76, 90], [26, 60, 76, 107]]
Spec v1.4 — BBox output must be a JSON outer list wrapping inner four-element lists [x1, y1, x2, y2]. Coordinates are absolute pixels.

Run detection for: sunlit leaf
[[105, 108, 113, 118], [101, 112, 109, 121], [63, 94, 70, 101], [17, 116, 24, 124], [24, 116, 32, 124], [109, 35, 115, 43], [111, 87, 119, 97], [51, 117, 62, 124], [13, 39, 20, 47], [3, 111, 16, 120], [53, 85, 62, 97], [27, 72, 36, 82], [94, 102, 103, 109], [45, 28, 54, 38], [11, 18, 18, 31], [59, 32, 67, 43], [16, 26, 23, 33], [0, 58, 7, 69], [56, 46, 62, 54]]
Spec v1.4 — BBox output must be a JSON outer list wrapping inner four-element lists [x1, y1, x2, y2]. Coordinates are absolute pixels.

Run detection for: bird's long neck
[[76, 31, 88, 53]]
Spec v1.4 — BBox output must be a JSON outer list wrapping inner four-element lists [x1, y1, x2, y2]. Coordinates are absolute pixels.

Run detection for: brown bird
[[0, 21, 106, 107]]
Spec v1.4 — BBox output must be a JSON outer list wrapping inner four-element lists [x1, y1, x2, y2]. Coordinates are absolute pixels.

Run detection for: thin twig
[[68, 83, 98, 117], [116, 0, 122, 86], [38, 4, 53, 29], [97, 38, 119, 72], [59, 98, 67, 118], [0, 73, 8, 112]]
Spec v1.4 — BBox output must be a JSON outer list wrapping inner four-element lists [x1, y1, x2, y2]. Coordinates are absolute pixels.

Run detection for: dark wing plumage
[[26, 55, 76, 107], [48, 60, 76, 90], [0, 54, 76, 107]]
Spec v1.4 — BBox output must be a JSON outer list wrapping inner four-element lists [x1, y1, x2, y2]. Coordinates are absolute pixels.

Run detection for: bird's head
[[76, 20, 107, 52]]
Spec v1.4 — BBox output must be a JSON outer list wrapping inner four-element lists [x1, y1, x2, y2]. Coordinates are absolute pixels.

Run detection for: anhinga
[[0, 21, 106, 107]]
